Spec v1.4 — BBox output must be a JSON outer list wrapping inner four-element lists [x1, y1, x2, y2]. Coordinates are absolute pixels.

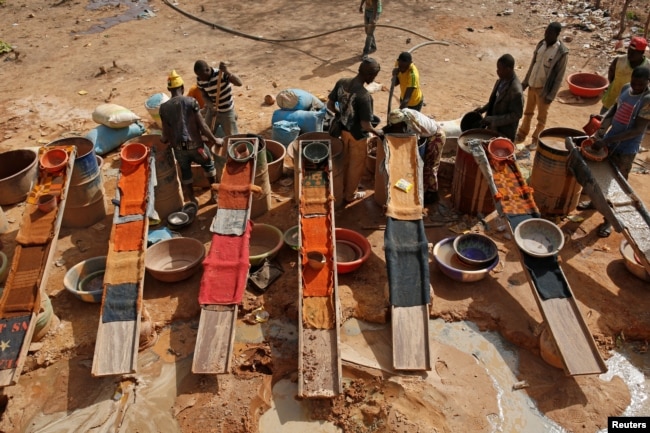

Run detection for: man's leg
[[363, 11, 376, 55], [423, 131, 445, 204], [531, 97, 552, 148], [516, 87, 538, 142], [218, 110, 239, 137], [342, 131, 368, 202], [195, 144, 219, 203], [174, 149, 197, 204]]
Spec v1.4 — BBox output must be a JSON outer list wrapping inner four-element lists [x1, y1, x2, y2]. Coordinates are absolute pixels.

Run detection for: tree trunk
[[616, 0, 633, 39], [644, 8, 650, 39]]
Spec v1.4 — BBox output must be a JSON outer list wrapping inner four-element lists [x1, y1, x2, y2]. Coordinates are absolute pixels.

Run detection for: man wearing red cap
[[600, 36, 648, 114]]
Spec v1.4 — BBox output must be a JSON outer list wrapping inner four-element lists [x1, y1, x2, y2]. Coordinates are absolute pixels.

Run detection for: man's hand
[[591, 139, 606, 151], [480, 116, 493, 127]]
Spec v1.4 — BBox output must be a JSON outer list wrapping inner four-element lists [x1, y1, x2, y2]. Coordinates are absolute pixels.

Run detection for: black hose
[[161, 0, 447, 44]]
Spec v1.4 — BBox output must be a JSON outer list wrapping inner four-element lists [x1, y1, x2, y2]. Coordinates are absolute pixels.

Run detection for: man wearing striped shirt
[[194, 59, 243, 137]]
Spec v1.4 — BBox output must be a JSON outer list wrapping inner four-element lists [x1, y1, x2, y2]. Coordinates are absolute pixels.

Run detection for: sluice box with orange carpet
[[0, 145, 76, 387], [297, 139, 342, 398]]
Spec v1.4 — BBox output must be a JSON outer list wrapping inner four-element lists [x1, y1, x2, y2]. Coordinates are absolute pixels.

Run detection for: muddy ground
[[1, 0, 650, 432]]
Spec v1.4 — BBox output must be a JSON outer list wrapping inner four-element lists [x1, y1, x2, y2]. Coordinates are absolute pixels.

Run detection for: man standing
[[393, 52, 424, 111], [580, 66, 650, 237], [159, 70, 221, 204], [359, 0, 382, 59], [475, 54, 524, 141], [515, 22, 568, 149], [194, 59, 243, 137], [388, 108, 445, 205], [327, 58, 384, 203], [600, 36, 649, 114]]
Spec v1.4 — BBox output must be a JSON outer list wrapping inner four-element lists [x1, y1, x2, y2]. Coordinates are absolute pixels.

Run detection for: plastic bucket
[[0, 149, 38, 205], [293, 132, 344, 209], [451, 129, 499, 215], [47, 137, 97, 184], [487, 138, 515, 161], [265, 139, 286, 183], [125, 135, 183, 220], [530, 128, 583, 216]]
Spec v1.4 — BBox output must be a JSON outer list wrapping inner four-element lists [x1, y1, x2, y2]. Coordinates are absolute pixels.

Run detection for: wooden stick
[[211, 183, 262, 194]]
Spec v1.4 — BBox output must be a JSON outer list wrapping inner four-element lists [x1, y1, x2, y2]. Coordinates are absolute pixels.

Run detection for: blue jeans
[[173, 144, 216, 185], [363, 10, 380, 55]]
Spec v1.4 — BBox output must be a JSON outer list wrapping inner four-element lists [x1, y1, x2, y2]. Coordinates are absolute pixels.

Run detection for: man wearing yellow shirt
[[600, 36, 648, 114], [393, 52, 424, 111]]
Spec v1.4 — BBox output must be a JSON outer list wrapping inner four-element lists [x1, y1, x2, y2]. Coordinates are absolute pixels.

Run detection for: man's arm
[[546, 50, 569, 103], [360, 119, 383, 137], [219, 62, 243, 87], [607, 57, 618, 83], [359, 0, 365, 13]]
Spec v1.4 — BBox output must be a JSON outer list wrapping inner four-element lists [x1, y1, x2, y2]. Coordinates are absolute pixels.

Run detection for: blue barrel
[[47, 137, 98, 184]]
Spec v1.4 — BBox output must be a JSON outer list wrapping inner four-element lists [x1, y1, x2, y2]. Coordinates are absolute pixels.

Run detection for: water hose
[[161, 0, 447, 45]]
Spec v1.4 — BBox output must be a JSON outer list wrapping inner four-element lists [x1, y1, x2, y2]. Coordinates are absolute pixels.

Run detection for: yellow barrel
[[531, 128, 583, 216]]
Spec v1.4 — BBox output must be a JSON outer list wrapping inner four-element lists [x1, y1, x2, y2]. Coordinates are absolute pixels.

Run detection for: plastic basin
[[63, 256, 106, 303], [566, 73, 609, 98], [335, 228, 371, 274], [433, 237, 498, 282], [145, 237, 206, 283], [250, 223, 284, 266]]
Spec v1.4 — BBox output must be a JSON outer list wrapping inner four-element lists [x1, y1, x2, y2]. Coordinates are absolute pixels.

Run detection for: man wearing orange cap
[[600, 36, 649, 114], [159, 70, 222, 204]]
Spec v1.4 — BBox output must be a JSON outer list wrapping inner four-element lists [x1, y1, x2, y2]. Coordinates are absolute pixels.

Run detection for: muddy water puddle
[[17, 319, 650, 432]]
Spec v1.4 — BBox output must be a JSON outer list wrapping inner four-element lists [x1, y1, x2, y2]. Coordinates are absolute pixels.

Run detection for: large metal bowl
[[514, 218, 564, 258], [145, 237, 206, 283], [433, 237, 498, 282]]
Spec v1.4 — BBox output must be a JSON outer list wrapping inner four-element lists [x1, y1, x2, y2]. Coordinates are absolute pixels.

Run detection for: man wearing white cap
[[159, 70, 222, 204], [600, 36, 649, 115]]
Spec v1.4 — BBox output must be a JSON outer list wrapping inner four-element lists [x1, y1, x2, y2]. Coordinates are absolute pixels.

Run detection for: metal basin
[[0, 149, 38, 205]]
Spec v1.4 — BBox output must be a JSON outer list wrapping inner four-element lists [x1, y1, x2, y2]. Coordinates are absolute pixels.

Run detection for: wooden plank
[[92, 320, 140, 376], [192, 305, 237, 374], [512, 238, 606, 376], [392, 305, 431, 371], [300, 328, 340, 398], [541, 297, 606, 375]]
